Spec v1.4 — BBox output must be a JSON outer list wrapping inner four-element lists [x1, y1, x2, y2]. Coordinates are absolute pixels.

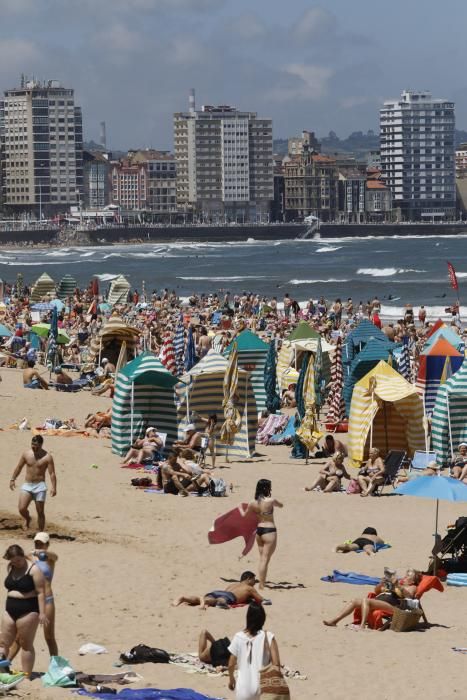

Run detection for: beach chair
[[378, 450, 407, 495], [0, 673, 25, 695], [409, 450, 437, 473]]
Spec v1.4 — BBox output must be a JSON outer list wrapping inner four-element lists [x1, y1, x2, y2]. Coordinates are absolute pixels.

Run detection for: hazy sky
[[1, 0, 466, 149]]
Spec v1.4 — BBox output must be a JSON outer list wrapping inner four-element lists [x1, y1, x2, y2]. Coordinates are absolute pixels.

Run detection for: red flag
[[447, 261, 459, 291]]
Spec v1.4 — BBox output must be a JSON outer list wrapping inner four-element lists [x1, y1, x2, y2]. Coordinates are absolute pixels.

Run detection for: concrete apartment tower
[[174, 90, 273, 222], [0, 78, 83, 217], [380, 90, 456, 221]]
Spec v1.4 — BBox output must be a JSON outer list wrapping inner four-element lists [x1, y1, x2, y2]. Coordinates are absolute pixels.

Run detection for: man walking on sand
[[9, 435, 57, 531]]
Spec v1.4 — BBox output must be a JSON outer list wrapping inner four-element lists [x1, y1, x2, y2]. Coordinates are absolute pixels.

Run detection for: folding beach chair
[[378, 450, 407, 495], [409, 450, 437, 473]]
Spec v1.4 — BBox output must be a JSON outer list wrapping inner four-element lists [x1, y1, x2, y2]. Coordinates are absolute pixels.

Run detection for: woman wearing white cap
[[451, 443, 467, 479]]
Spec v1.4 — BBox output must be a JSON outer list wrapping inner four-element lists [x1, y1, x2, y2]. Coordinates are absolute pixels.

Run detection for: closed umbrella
[[393, 475, 467, 573], [314, 335, 324, 409], [160, 336, 177, 375], [49, 306, 58, 341], [398, 337, 411, 381], [296, 354, 322, 453], [264, 341, 281, 414], [184, 326, 196, 372], [292, 353, 309, 459], [326, 337, 346, 424], [220, 341, 241, 458], [173, 315, 185, 376]]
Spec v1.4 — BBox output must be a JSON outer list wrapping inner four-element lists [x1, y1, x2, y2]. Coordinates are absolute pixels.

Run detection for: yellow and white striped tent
[[277, 341, 294, 390], [348, 360, 425, 467]]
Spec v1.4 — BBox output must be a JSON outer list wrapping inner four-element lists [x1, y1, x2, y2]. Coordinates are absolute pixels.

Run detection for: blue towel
[[321, 570, 381, 586], [447, 573, 467, 586], [76, 689, 223, 700], [356, 543, 391, 554]]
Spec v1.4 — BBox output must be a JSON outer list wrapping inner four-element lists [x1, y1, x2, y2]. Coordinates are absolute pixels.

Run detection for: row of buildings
[[0, 80, 462, 223]]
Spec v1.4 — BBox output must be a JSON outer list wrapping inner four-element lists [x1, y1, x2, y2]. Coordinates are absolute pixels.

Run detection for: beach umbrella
[[393, 476, 467, 571], [264, 341, 281, 414], [296, 354, 322, 452], [184, 326, 196, 372], [160, 336, 177, 375], [31, 302, 54, 312], [220, 341, 241, 452], [398, 337, 411, 382], [326, 337, 346, 424], [98, 302, 112, 314], [314, 335, 324, 408], [292, 353, 309, 459], [0, 324, 12, 337], [49, 298, 65, 312], [173, 314, 185, 376], [30, 324, 70, 345], [49, 306, 58, 341]]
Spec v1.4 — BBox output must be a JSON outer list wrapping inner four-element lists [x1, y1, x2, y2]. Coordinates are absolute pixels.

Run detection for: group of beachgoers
[[0, 275, 462, 697]]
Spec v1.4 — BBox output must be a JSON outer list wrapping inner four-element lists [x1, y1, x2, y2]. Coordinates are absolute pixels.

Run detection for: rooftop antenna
[[100, 121, 107, 149]]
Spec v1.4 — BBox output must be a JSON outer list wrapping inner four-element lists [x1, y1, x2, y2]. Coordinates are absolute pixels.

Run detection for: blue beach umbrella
[[264, 341, 281, 414], [393, 476, 467, 559], [31, 302, 54, 312], [184, 326, 196, 372], [0, 324, 12, 337], [49, 298, 65, 312]]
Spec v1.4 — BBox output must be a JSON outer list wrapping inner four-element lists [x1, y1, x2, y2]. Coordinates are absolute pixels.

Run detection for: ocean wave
[[95, 273, 120, 281], [177, 275, 267, 282], [80, 251, 95, 257], [0, 260, 84, 266], [357, 267, 426, 277], [45, 250, 72, 257], [289, 278, 350, 284], [315, 246, 342, 253], [380, 304, 463, 321]]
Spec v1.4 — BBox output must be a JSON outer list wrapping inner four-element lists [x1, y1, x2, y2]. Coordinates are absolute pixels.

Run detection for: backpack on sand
[[209, 478, 227, 497]]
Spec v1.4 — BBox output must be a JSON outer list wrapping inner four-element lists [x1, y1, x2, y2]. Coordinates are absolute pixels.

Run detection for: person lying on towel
[[334, 527, 385, 556], [172, 571, 270, 609]]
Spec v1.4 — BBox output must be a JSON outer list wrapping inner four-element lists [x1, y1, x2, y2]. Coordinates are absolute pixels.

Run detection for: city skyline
[[1, 0, 466, 148]]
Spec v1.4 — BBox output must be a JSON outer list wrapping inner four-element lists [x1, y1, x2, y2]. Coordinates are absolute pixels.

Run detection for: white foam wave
[[95, 273, 120, 281], [80, 251, 95, 257], [381, 303, 464, 321], [357, 267, 426, 277], [177, 275, 267, 282], [0, 260, 84, 266], [45, 250, 72, 257], [315, 246, 342, 253], [288, 278, 349, 284]]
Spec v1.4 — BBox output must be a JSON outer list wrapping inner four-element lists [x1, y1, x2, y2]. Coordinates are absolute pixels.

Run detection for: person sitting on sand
[[122, 427, 163, 465], [358, 448, 386, 497], [334, 527, 385, 556], [53, 366, 73, 385], [313, 434, 348, 459], [198, 629, 231, 668], [84, 409, 111, 433], [158, 451, 192, 496], [323, 567, 422, 629], [394, 460, 441, 486], [172, 571, 268, 609], [22, 361, 48, 390], [305, 452, 350, 493]]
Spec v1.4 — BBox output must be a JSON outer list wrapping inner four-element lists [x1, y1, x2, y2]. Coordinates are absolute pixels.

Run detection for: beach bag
[[346, 478, 361, 495], [260, 632, 290, 699], [119, 644, 170, 664], [42, 656, 76, 687], [209, 477, 227, 497]]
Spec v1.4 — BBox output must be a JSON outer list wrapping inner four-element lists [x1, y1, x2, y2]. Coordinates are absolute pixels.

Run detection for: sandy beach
[[0, 368, 465, 699]]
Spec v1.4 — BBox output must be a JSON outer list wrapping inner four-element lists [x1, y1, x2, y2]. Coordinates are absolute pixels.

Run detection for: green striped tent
[[111, 352, 180, 456], [225, 330, 268, 413], [56, 274, 77, 300], [432, 357, 467, 464], [30, 273, 55, 302], [177, 349, 257, 460]]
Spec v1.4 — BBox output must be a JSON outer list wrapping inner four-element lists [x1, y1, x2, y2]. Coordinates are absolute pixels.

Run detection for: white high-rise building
[[174, 93, 273, 222], [0, 79, 83, 215], [380, 90, 456, 220]]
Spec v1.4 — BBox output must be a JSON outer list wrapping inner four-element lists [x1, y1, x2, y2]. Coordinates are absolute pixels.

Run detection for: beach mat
[[77, 688, 223, 699], [321, 570, 380, 586]]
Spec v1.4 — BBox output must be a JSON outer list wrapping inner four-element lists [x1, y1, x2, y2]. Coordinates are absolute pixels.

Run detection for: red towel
[[208, 503, 259, 556]]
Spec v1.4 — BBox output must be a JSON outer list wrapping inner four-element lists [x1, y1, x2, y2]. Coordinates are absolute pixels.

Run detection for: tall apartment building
[[284, 153, 337, 221], [83, 150, 111, 209], [174, 92, 273, 222], [0, 79, 83, 216], [380, 90, 456, 221]]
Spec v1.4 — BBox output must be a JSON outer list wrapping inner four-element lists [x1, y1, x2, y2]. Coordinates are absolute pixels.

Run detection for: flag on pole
[[447, 261, 459, 291]]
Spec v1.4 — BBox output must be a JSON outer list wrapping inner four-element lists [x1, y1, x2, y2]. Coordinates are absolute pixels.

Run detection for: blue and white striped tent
[[176, 349, 257, 460], [432, 357, 467, 464], [111, 352, 180, 456], [224, 330, 269, 413]]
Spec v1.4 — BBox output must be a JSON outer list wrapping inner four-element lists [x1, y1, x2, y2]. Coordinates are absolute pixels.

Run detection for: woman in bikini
[[241, 479, 283, 590], [0, 544, 47, 674]]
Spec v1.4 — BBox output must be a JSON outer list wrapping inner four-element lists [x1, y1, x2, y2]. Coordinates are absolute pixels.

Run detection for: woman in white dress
[[227, 603, 281, 700]]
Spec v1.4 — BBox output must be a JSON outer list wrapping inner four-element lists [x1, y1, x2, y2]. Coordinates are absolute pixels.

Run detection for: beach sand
[[0, 367, 465, 699]]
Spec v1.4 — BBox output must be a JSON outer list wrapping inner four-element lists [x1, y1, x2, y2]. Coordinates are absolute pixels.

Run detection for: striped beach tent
[[277, 341, 294, 390], [56, 274, 77, 300], [432, 357, 467, 464], [108, 275, 130, 305], [176, 349, 257, 460], [343, 319, 389, 376], [423, 326, 463, 353], [348, 360, 426, 467], [30, 273, 55, 302], [343, 339, 395, 416], [88, 314, 140, 364], [416, 338, 463, 415], [111, 352, 180, 456], [288, 321, 320, 341], [225, 330, 269, 413]]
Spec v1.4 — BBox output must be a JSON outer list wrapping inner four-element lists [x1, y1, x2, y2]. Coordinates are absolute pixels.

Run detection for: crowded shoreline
[[0, 274, 465, 698]]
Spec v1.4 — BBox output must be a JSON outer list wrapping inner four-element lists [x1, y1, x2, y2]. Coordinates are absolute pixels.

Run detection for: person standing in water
[[9, 436, 57, 531], [241, 479, 283, 590]]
